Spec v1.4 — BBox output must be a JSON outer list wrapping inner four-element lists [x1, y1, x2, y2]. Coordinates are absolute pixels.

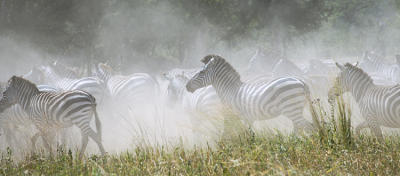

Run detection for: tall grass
[[1, 97, 400, 175], [311, 94, 353, 148]]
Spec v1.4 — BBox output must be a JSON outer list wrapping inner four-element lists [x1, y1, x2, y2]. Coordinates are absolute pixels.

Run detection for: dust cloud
[[0, 0, 399, 156]]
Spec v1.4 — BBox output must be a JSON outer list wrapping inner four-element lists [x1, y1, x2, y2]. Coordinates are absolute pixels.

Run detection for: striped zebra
[[359, 51, 400, 83], [163, 72, 224, 139], [163, 68, 199, 81], [163, 68, 199, 105], [328, 62, 400, 140], [0, 83, 59, 148], [24, 65, 105, 103], [96, 63, 159, 104], [186, 55, 314, 133], [0, 76, 105, 158]]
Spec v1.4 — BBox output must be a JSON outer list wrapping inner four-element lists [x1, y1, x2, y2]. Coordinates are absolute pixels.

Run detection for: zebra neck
[[349, 80, 374, 102], [213, 78, 242, 104], [98, 70, 112, 83], [103, 74, 112, 83], [17, 90, 37, 113]]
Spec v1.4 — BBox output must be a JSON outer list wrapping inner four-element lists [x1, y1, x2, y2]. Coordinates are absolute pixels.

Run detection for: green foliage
[[0, 0, 371, 63], [312, 95, 353, 149], [1, 0, 399, 71]]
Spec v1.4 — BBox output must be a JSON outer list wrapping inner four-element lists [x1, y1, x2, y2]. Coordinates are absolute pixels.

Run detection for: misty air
[[0, 0, 400, 175]]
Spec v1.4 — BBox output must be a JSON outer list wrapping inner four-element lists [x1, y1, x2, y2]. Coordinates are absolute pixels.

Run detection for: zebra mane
[[201, 54, 241, 81], [8, 76, 39, 93], [344, 63, 373, 83], [99, 63, 116, 75]]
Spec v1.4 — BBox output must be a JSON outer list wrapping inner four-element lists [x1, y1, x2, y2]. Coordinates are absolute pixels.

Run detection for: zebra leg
[[59, 129, 69, 148], [369, 123, 383, 141], [87, 128, 105, 156], [40, 132, 53, 155], [31, 132, 40, 152], [77, 121, 92, 159], [355, 121, 369, 136], [79, 134, 89, 159], [284, 109, 313, 133], [365, 116, 384, 141], [4, 125, 16, 148], [78, 127, 105, 158]]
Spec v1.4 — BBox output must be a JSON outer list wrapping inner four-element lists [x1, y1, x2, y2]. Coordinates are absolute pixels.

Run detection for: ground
[[1, 131, 399, 175]]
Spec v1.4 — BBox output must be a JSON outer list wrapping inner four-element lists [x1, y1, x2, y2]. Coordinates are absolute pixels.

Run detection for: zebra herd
[[0, 51, 400, 157]]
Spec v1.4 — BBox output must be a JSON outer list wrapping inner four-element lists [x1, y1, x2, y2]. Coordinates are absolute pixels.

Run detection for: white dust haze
[[0, 0, 400, 157]]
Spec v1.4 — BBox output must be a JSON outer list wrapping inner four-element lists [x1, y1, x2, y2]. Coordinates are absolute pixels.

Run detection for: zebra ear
[[354, 61, 359, 67], [162, 73, 169, 79], [335, 62, 345, 71], [204, 58, 216, 68], [201, 55, 216, 64]]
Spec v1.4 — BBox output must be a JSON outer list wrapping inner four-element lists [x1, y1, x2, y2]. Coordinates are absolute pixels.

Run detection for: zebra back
[[187, 55, 313, 131]]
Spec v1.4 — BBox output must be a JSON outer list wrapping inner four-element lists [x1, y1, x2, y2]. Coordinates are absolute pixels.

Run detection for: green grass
[[1, 133, 399, 175], [1, 98, 400, 175]]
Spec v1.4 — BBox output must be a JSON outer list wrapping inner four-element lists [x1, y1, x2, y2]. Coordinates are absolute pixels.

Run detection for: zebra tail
[[93, 105, 102, 141]]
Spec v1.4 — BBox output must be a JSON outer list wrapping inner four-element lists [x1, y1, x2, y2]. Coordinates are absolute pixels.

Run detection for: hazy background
[[1, 0, 400, 155], [1, 0, 400, 80]]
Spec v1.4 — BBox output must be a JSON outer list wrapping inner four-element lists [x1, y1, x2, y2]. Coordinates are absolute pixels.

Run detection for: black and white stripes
[[329, 63, 400, 139], [186, 55, 314, 132], [0, 76, 105, 158], [359, 52, 400, 83], [96, 63, 160, 105]]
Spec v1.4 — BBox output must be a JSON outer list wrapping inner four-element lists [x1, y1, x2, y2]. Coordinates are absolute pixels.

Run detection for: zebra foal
[[186, 55, 314, 133], [0, 76, 105, 158], [329, 63, 400, 140]]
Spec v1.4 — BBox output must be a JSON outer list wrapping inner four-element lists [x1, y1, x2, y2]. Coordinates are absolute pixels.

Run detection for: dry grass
[[1, 99, 399, 175]]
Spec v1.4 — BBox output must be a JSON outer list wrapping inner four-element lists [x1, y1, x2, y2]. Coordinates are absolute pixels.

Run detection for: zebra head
[[0, 76, 39, 113], [186, 55, 219, 93], [165, 73, 189, 105], [328, 62, 364, 103], [186, 55, 241, 93], [96, 63, 115, 82]]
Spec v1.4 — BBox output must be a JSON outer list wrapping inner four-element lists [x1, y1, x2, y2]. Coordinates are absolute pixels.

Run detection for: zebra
[[163, 72, 224, 140], [328, 62, 400, 140], [359, 51, 387, 73], [162, 68, 200, 104], [185, 55, 314, 133], [163, 68, 199, 81], [24, 65, 105, 103], [0, 82, 59, 149], [359, 51, 400, 83], [96, 63, 160, 104], [0, 76, 105, 158]]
